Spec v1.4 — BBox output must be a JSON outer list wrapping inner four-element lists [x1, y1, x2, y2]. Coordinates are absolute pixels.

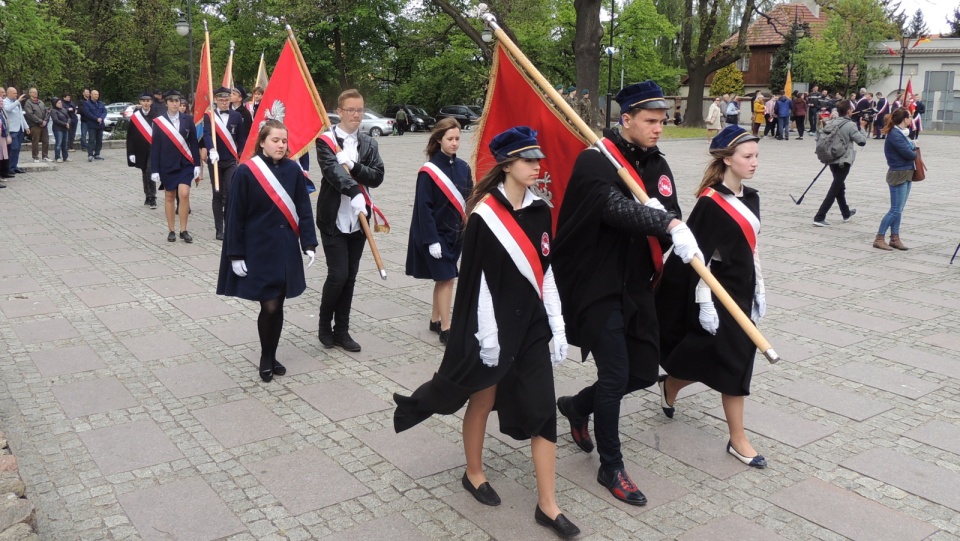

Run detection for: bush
[[710, 64, 745, 97]]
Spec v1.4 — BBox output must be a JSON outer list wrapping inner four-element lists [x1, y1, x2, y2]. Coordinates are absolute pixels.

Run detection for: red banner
[[193, 40, 211, 127], [240, 40, 325, 161], [904, 78, 916, 114], [472, 44, 588, 230]]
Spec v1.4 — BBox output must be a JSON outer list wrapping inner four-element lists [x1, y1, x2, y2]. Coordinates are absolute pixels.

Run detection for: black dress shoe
[[439, 329, 450, 345], [318, 324, 335, 348], [14, 168, 26, 174], [461, 473, 501, 506], [215, 230, 224, 241], [179, 230, 193, 243], [557, 396, 593, 453], [534, 505, 581, 538], [657, 374, 675, 418], [272, 359, 286, 376], [334, 333, 361, 352], [167, 231, 176, 242], [259, 355, 273, 382], [597, 466, 647, 506], [429, 320, 441, 334]]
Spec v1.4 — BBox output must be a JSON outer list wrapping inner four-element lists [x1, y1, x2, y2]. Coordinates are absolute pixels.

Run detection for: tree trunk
[[333, 26, 348, 89], [574, 0, 602, 124], [684, 67, 708, 126]]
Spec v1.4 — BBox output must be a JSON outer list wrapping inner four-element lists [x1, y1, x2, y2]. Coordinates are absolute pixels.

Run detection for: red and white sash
[[247, 156, 300, 235], [701, 187, 760, 253], [420, 162, 466, 220], [131, 110, 152, 143], [317, 131, 390, 229], [154, 116, 194, 164], [597, 138, 665, 284], [212, 111, 239, 159], [473, 195, 544, 298]]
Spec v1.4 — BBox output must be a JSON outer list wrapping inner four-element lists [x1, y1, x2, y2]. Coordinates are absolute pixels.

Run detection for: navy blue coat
[[150, 113, 201, 186], [217, 154, 318, 301], [405, 152, 472, 281], [203, 109, 247, 164], [82, 99, 107, 127], [884, 127, 917, 171]]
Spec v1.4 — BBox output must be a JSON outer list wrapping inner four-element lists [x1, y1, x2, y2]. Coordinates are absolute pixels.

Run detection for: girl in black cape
[[405, 118, 473, 344], [217, 119, 318, 382], [394, 127, 580, 538], [655, 124, 769, 469]]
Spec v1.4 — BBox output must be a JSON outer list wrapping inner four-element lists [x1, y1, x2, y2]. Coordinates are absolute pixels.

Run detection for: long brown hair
[[257, 119, 288, 153], [465, 157, 518, 216], [425, 117, 461, 159], [694, 146, 739, 196], [881, 107, 911, 135]]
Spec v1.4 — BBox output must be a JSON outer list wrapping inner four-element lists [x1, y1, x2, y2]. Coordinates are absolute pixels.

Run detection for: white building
[[866, 38, 960, 132]]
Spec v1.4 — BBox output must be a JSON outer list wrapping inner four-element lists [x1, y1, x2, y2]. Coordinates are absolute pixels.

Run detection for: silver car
[[360, 110, 394, 137]]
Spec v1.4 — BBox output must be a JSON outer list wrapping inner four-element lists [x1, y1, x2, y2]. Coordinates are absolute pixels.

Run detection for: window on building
[[737, 54, 751, 72]]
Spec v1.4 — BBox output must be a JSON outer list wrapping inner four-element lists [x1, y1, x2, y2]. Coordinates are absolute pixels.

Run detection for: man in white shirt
[[2, 87, 30, 174], [315, 89, 385, 352]]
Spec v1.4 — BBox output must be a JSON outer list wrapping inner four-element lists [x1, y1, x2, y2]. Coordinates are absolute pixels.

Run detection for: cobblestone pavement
[[0, 129, 958, 541]]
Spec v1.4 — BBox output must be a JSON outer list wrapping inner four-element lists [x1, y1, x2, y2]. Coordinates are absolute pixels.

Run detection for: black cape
[[394, 189, 556, 442], [656, 183, 760, 396]]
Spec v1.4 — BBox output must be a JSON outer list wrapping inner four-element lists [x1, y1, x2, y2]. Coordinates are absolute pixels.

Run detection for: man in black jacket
[[315, 89, 385, 352], [126, 92, 156, 208]]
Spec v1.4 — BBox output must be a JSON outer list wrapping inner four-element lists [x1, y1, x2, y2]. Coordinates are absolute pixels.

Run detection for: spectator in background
[[807, 85, 820, 134], [763, 92, 777, 138], [50, 98, 71, 162], [83, 89, 107, 162], [706, 97, 722, 142], [23, 87, 50, 162], [775, 92, 792, 140], [720, 94, 731, 124], [751, 90, 765, 136], [725, 96, 740, 125], [251, 86, 264, 117], [0, 106, 11, 181], [77, 88, 90, 151], [61, 93, 78, 151], [149, 89, 165, 118], [792, 91, 807, 140], [3, 87, 30, 174]]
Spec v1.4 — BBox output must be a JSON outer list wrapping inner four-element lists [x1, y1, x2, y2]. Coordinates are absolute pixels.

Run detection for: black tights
[[259, 296, 285, 363]]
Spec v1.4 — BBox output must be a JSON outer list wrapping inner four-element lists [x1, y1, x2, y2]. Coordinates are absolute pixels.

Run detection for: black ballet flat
[[429, 320, 441, 334], [657, 374, 675, 418], [259, 356, 273, 382], [259, 369, 273, 382], [439, 329, 450, 345], [534, 505, 581, 538], [461, 473, 501, 506], [272, 359, 286, 376]]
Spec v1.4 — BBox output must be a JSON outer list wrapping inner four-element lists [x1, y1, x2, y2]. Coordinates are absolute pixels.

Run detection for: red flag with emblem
[[240, 39, 326, 161], [473, 44, 589, 230], [904, 77, 916, 114], [193, 39, 211, 127]]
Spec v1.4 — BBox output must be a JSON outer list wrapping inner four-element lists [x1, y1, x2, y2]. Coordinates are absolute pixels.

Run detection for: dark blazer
[[126, 109, 153, 170], [314, 131, 385, 236], [202, 109, 246, 164], [150, 113, 201, 175], [82, 99, 107, 127], [50, 107, 71, 131]]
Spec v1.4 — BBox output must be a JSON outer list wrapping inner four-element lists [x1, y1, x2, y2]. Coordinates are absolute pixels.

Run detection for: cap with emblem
[[162, 89, 183, 101], [214, 86, 232, 97], [709, 125, 760, 151], [138, 91, 153, 100], [615, 80, 668, 112], [489, 126, 547, 163], [231, 85, 247, 100]]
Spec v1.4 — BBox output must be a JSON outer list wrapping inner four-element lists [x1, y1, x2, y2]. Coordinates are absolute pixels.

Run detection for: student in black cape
[[216, 119, 318, 382], [394, 127, 580, 539], [126, 92, 156, 209], [655, 124, 768, 468], [405, 118, 472, 344], [150, 89, 202, 243], [204, 86, 247, 241]]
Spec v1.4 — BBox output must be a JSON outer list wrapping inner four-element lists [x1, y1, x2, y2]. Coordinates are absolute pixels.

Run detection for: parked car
[[122, 104, 137, 118], [435, 105, 480, 130], [360, 110, 393, 137], [104, 103, 132, 131], [383, 104, 435, 132]]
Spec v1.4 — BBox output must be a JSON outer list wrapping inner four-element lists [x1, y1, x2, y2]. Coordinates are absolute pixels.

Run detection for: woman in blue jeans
[[874, 107, 916, 251], [50, 99, 71, 162]]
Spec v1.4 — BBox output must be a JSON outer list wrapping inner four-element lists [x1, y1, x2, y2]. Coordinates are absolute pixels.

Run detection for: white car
[[360, 110, 393, 137], [104, 103, 132, 131]]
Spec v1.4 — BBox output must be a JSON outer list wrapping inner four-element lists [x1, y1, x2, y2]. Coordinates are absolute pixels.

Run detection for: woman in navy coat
[[217, 119, 318, 382], [405, 118, 472, 344]]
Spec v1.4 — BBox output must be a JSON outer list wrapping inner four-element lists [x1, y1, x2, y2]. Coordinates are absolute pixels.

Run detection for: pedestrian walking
[[394, 126, 580, 539], [217, 119, 317, 382], [813, 100, 867, 227], [204, 87, 247, 240], [50, 98, 71, 162], [873, 108, 917, 251], [150, 89, 202, 243], [127, 92, 156, 208], [23, 88, 50, 162], [405, 118, 471, 344], [656, 124, 768, 469], [395, 107, 407, 136]]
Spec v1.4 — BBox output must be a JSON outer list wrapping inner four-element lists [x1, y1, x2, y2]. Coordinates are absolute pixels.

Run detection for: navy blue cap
[[231, 85, 247, 100], [138, 91, 153, 100], [489, 126, 546, 163], [710, 125, 760, 150], [214, 86, 232, 97], [616, 80, 668, 112], [162, 89, 183, 101]]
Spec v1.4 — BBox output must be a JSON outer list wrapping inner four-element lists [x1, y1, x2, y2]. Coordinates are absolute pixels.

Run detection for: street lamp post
[[604, 0, 615, 127], [175, 0, 194, 101], [897, 34, 911, 96]]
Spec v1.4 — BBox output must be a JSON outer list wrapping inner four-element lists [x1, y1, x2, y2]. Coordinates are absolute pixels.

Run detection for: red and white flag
[[904, 77, 916, 115]]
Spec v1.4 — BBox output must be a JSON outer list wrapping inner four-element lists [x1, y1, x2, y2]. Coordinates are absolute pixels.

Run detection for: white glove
[[128, 155, 135, 164], [193, 167, 201, 180], [699, 302, 719, 335], [305, 250, 315, 269], [231, 260, 248, 277], [753, 292, 766, 320], [551, 333, 568, 365], [350, 194, 366, 216], [428, 243, 442, 259], [479, 336, 500, 367], [150, 173, 160, 183], [644, 197, 665, 212], [209, 149, 219, 163], [336, 151, 354, 169], [669, 223, 704, 264]]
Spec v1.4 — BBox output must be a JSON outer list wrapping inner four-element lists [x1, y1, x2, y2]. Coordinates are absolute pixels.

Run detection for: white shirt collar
[[335, 125, 358, 140], [496, 183, 539, 209]]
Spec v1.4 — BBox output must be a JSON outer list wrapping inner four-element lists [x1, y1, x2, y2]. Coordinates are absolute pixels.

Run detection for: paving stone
[[359, 425, 464, 479], [0, 296, 60, 319], [293, 378, 392, 422], [95, 306, 162, 333], [904, 420, 960, 456], [678, 513, 789, 541], [0, 472, 26, 497], [0, 262, 27, 275], [0, 523, 39, 541], [0, 278, 41, 295], [121, 330, 197, 362], [557, 454, 688, 514], [152, 361, 238, 399], [0, 498, 35, 533], [170, 297, 238, 319], [821, 308, 911, 333], [59, 270, 114, 288], [44, 255, 92, 271], [774, 319, 865, 347], [79, 419, 184, 475], [339, 330, 406, 363], [765, 339, 821, 363], [353, 298, 418, 320], [240, 345, 326, 376], [379, 361, 439, 392], [52, 377, 138, 418], [841, 447, 960, 512], [391, 320, 446, 348], [771, 477, 939, 540], [706, 400, 835, 447], [921, 333, 960, 353], [770, 379, 893, 421], [105, 250, 154, 264], [765, 290, 815, 310], [876, 346, 960, 379], [205, 319, 260, 346], [29, 345, 105, 377], [74, 286, 137, 308], [146, 278, 208, 298], [318, 512, 428, 541], [193, 398, 293, 449], [248, 446, 370, 516], [631, 422, 748, 479], [9, 318, 78, 345], [283, 310, 322, 333], [828, 361, 941, 399], [777, 280, 849, 299], [118, 476, 244, 541], [124, 262, 176, 279], [859, 298, 946, 321]]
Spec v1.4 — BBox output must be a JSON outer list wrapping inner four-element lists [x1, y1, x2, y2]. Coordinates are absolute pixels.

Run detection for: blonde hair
[[337, 89, 362, 108]]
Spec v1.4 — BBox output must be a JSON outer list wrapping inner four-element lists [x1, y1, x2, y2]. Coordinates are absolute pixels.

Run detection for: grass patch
[[660, 125, 710, 139]]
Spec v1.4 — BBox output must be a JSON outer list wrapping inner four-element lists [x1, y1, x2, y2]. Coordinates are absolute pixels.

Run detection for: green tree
[[769, 22, 804, 93], [820, 0, 899, 93], [906, 8, 929, 37], [610, 0, 681, 95], [949, 4, 960, 37], [0, 0, 85, 94], [793, 36, 844, 90], [709, 63, 744, 96]]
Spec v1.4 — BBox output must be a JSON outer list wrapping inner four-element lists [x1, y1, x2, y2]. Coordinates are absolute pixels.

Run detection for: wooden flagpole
[[478, 8, 779, 363], [284, 25, 387, 280], [203, 21, 220, 192]]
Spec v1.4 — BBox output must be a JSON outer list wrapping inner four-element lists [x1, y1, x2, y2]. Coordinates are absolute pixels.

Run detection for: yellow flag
[[784, 70, 793, 97]]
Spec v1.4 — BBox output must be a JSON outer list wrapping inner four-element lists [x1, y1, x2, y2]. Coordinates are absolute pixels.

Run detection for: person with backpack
[[812, 100, 867, 227]]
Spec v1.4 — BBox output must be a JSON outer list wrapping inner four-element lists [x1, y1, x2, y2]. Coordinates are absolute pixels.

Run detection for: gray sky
[[897, 0, 954, 35]]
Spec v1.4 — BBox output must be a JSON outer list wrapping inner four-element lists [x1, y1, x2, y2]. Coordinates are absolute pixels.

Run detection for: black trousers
[[319, 230, 366, 334], [568, 309, 657, 471], [809, 111, 818, 132], [87, 125, 103, 157], [209, 160, 238, 233], [139, 161, 156, 202], [814, 163, 853, 221]]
